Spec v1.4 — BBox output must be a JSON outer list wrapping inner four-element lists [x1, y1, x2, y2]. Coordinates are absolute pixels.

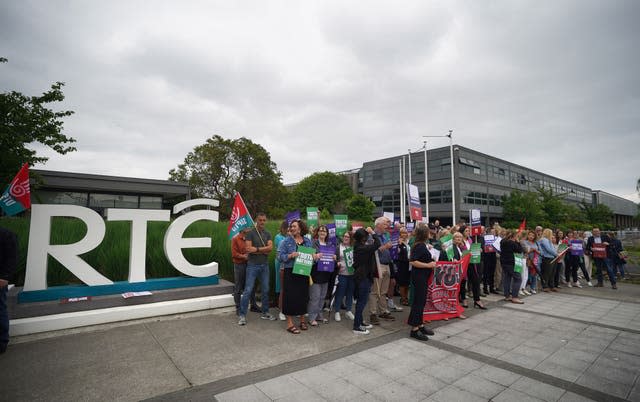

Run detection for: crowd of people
[[231, 213, 629, 342]]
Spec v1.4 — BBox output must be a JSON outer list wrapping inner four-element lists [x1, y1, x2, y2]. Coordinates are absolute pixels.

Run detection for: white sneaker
[[334, 312, 341, 322], [567, 282, 572, 288], [345, 311, 355, 320], [361, 322, 374, 329], [523, 290, 531, 296], [353, 327, 370, 335], [278, 312, 286, 321], [238, 315, 247, 326], [530, 289, 537, 294], [587, 281, 593, 287], [519, 290, 525, 296], [574, 282, 582, 288]]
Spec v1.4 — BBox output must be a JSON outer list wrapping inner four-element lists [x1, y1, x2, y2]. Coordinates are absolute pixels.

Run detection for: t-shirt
[[246, 228, 272, 265]]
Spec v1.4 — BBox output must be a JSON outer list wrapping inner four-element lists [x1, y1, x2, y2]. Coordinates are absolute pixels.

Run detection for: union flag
[[0, 163, 31, 216], [227, 192, 255, 239]]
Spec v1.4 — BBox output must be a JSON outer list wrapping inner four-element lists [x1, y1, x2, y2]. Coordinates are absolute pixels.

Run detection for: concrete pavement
[[1, 282, 639, 401]]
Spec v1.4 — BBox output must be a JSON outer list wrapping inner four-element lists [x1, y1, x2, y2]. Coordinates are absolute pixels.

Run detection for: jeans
[[502, 264, 522, 298], [308, 283, 328, 321], [333, 275, 355, 313], [240, 263, 270, 316], [354, 279, 372, 330], [0, 286, 8, 347], [234, 263, 256, 313], [594, 258, 616, 285], [614, 262, 626, 278]]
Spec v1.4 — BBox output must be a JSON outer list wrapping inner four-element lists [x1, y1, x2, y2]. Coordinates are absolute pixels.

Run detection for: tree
[[290, 171, 353, 214], [1, 57, 76, 185], [501, 190, 545, 228], [169, 135, 286, 218], [345, 194, 376, 221], [579, 201, 613, 228]]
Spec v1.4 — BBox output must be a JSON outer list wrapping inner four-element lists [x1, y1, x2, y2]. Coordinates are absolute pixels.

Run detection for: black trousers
[[483, 253, 497, 290], [408, 268, 431, 327]]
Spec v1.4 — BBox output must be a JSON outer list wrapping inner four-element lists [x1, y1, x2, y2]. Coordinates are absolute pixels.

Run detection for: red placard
[[591, 243, 607, 259]]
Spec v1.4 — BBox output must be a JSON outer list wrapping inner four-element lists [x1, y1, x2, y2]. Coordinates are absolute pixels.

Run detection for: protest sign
[[570, 240, 584, 256], [440, 233, 454, 260], [306, 207, 318, 228], [470, 242, 482, 264], [422, 254, 470, 321], [343, 246, 354, 274], [334, 214, 348, 239], [317, 244, 336, 272], [293, 246, 315, 276]]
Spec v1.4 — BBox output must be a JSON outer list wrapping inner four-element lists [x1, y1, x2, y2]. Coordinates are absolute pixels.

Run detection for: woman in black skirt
[[277, 220, 316, 334], [408, 225, 437, 341]]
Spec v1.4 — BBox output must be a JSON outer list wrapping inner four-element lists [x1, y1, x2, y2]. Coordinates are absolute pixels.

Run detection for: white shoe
[[353, 328, 370, 335], [334, 312, 341, 322], [238, 315, 247, 326], [345, 311, 355, 320], [574, 282, 582, 288], [587, 281, 593, 287], [278, 312, 286, 321], [519, 290, 525, 296], [523, 290, 531, 296], [530, 289, 537, 294], [567, 282, 572, 288]]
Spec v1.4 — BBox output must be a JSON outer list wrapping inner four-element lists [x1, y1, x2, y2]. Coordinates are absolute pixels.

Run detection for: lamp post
[[423, 130, 456, 225]]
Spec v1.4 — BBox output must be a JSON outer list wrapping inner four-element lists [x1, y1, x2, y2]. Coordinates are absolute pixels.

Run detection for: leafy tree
[[169, 135, 286, 218], [0, 57, 76, 185], [579, 201, 613, 228], [291, 171, 353, 214], [501, 190, 545, 227], [345, 194, 376, 221]]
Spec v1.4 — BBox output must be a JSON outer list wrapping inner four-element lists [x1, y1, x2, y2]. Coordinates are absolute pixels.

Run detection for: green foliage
[[345, 194, 376, 221], [291, 171, 353, 213], [502, 188, 612, 230], [0, 58, 76, 185], [319, 208, 332, 221], [169, 135, 287, 219]]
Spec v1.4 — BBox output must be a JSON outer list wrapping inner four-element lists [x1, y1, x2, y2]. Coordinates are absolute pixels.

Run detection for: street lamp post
[[422, 141, 429, 222], [423, 130, 456, 225]]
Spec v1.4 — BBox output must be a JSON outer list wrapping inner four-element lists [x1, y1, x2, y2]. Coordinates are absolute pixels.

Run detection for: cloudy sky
[[2, 1, 639, 201]]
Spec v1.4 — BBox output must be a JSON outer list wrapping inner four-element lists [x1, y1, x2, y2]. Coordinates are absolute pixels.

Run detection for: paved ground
[[1, 281, 639, 402]]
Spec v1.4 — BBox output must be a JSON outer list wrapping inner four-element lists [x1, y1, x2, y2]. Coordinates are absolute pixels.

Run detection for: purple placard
[[570, 240, 584, 256], [389, 230, 400, 260], [317, 244, 336, 272], [285, 210, 301, 225], [406, 222, 415, 233], [325, 223, 337, 246]]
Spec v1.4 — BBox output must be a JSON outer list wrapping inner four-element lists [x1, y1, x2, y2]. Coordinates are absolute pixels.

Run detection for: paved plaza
[[1, 283, 639, 401]]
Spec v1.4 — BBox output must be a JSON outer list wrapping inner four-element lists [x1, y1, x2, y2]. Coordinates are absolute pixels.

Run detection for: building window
[[36, 190, 88, 206], [140, 196, 162, 209], [90, 193, 139, 208]]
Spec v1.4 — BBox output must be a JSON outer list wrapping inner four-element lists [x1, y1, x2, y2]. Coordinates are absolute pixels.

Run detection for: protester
[[555, 230, 567, 286], [482, 226, 500, 295], [278, 220, 315, 334], [439, 232, 467, 319], [352, 227, 381, 335], [238, 213, 275, 325], [586, 228, 617, 289], [368, 217, 395, 325], [231, 228, 258, 316], [333, 231, 355, 322], [274, 220, 289, 320], [500, 230, 525, 304], [394, 227, 411, 306], [564, 230, 582, 288], [539, 228, 558, 292], [609, 232, 627, 280], [521, 230, 540, 294], [460, 225, 486, 309], [0, 227, 18, 354], [308, 225, 335, 325], [407, 225, 436, 341]]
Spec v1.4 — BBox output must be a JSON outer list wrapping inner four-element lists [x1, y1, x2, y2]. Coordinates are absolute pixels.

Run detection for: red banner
[[423, 253, 470, 321]]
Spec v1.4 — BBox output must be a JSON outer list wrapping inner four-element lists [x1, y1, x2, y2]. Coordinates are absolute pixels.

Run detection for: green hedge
[[0, 217, 283, 287]]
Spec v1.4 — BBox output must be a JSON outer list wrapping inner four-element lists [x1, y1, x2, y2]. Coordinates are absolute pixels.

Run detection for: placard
[[293, 246, 315, 276]]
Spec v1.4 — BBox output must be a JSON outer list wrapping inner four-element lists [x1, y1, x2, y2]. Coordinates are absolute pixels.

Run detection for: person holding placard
[[564, 230, 582, 288], [394, 227, 411, 307], [500, 230, 525, 304], [352, 227, 382, 335], [586, 228, 616, 289], [277, 220, 317, 334], [482, 227, 500, 295], [333, 231, 356, 322], [408, 225, 436, 341], [438, 232, 468, 319], [522, 230, 541, 294], [308, 225, 336, 325]]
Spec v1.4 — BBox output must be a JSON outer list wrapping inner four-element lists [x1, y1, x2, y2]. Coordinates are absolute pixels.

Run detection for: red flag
[[1, 163, 31, 216], [517, 218, 526, 236], [227, 192, 255, 239]]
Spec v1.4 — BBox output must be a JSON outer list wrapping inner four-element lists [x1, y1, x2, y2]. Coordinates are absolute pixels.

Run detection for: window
[[90, 193, 138, 208], [36, 190, 88, 206]]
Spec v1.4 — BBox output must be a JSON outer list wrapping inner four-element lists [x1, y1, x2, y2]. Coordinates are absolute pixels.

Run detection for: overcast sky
[[2, 1, 639, 201]]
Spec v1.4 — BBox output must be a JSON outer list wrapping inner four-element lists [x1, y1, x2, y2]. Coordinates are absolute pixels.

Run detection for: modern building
[[30, 169, 190, 215], [359, 145, 638, 228]]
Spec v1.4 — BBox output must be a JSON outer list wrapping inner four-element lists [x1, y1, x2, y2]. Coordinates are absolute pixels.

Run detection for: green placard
[[514, 253, 525, 273], [470, 242, 482, 264], [334, 214, 348, 239], [343, 246, 354, 274], [441, 234, 454, 260], [306, 207, 318, 228], [292, 246, 315, 276]]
